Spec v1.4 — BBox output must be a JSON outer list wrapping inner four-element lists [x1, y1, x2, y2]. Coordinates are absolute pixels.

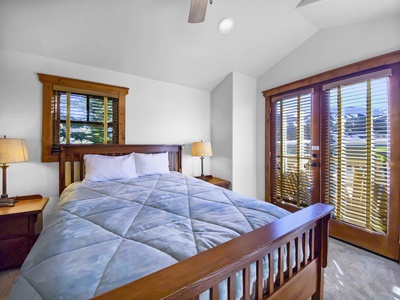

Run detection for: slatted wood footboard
[[59, 144, 334, 300]]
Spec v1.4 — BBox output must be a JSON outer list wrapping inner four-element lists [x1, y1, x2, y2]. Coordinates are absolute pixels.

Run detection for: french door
[[270, 88, 321, 212], [267, 65, 400, 260]]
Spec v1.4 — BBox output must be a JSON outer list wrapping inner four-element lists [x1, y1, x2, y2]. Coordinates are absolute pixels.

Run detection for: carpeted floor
[[1, 238, 399, 299], [324, 238, 400, 299], [0, 268, 19, 300]]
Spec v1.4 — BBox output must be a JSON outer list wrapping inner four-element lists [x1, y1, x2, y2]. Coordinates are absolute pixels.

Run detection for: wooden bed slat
[[303, 232, 309, 266], [311, 227, 315, 260], [267, 252, 274, 295], [228, 274, 236, 300], [211, 284, 219, 300], [242, 266, 250, 300], [79, 154, 84, 181], [287, 241, 293, 279], [70, 159, 75, 184], [277, 246, 284, 287], [256, 259, 263, 300], [296, 237, 301, 272]]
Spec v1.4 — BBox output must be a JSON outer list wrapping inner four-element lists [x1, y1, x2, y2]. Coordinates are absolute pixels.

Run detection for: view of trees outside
[[59, 93, 115, 144]]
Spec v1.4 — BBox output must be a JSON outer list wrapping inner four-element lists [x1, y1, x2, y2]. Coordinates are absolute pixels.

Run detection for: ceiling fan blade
[[296, 0, 321, 8], [188, 0, 208, 23]]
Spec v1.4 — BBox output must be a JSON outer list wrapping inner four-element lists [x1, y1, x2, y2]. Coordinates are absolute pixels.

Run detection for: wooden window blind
[[323, 71, 390, 233], [272, 90, 313, 207], [51, 91, 118, 153]]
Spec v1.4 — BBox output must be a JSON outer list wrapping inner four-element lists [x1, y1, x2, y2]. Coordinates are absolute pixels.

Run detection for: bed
[[9, 144, 333, 300]]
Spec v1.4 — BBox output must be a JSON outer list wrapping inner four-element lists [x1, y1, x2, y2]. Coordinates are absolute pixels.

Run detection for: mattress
[[9, 172, 291, 299]]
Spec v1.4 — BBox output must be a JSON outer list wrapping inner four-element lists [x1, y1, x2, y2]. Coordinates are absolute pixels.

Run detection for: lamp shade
[[191, 141, 212, 157], [0, 138, 29, 164]]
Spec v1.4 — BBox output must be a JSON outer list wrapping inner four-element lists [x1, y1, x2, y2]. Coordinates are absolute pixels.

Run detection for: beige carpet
[[324, 238, 400, 299], [1, 238, 399, 299], [0, 268, 19, 300]]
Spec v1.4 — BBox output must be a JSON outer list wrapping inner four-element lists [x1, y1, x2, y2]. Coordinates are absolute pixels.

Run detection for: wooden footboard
[[92, 203, 333, 300]]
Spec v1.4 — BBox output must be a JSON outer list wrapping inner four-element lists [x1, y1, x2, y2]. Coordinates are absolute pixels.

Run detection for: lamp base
[[196, 175, 215, 182], [0, 194, 16, 207], [197, 175, 210, 182]]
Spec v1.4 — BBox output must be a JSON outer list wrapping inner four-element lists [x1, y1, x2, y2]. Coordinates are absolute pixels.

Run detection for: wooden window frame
[[39, 74, 129, 162]]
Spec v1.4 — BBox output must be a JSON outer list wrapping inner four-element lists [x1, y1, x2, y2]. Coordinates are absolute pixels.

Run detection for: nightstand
[[197, 175, 231, 190], [0, 195, 48, 269]]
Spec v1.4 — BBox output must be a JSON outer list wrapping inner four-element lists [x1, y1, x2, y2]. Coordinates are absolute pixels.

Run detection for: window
[[39, 74, 129, 162], [272, 89, 313, 207], [324, 70, 390, 233], [53, 91, 118, 147]]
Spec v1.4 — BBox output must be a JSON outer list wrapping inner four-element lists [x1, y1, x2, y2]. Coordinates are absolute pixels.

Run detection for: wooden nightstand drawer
[[0, 215, 29, 236], [0, 236, 29, 257], [0, 236, 30, 268], [0, 196, 48, 269]]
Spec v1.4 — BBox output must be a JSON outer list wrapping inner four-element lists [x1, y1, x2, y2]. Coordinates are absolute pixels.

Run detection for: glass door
[[321, 70, 398, 259], [270, 89, 321, 211]]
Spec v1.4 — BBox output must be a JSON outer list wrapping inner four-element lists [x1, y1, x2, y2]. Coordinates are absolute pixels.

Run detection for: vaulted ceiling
[[0, 0, 399, 91]]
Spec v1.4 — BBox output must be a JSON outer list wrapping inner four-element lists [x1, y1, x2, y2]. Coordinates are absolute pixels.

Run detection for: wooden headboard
[[59, 144, 183, 195]]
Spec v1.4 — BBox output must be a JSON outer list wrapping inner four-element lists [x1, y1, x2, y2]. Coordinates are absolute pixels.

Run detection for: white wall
[[256, 17, 400, 200], [232, 72, 257, 197], [211, 72, 257, 197], [211, 74, 233, 182], [0, 50, 211, 220]]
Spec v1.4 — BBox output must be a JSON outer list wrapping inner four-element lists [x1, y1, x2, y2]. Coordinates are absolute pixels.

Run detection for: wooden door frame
[[263, 50, 400, 262], [311, 86, 321, 205]]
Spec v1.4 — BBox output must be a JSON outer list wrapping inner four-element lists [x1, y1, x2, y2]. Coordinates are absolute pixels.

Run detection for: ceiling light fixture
[[218, 17, 234, 33]]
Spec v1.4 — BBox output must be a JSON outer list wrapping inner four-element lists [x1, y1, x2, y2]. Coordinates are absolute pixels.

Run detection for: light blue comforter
[[9, 172, 290, 299]]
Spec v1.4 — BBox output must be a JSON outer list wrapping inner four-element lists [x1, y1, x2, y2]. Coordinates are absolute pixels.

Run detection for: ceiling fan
[[188, 0, 213, 23], [296, 0, 322, 8]]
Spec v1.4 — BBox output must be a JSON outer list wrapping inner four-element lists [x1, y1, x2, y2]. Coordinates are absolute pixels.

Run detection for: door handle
[[304, 162, 319, 168]]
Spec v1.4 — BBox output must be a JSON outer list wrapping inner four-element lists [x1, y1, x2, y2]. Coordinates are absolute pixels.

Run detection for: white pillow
[[134, 152, 170, 176], [83, 153, 138, 182]]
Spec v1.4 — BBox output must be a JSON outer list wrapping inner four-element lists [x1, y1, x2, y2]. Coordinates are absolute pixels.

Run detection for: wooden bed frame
[[59, 144, 334, 300], [59, 144, 182, 194]]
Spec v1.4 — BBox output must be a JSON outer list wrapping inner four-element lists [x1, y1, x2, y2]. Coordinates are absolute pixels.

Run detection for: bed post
[[178, 145, 182, 173], [312, 214, 331, 300], [59, 146, 65, 195]]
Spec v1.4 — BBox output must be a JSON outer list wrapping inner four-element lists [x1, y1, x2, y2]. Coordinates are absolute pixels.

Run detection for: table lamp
[[191, 141, 212, 181], [0, 135, 29, 207]]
